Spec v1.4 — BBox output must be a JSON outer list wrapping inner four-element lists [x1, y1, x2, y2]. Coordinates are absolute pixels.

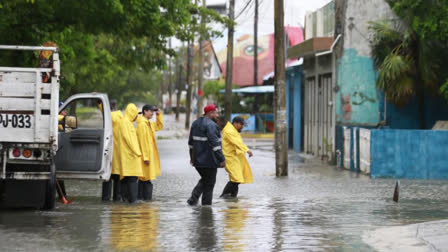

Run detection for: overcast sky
[[209, 0, 332, 35], [172, 0, 333, 48]]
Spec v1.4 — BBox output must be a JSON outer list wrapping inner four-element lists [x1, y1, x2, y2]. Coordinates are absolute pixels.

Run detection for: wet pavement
[[1, 114, 448, 251]]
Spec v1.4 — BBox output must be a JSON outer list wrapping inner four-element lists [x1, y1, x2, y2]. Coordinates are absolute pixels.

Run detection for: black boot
[[120, 178, 128, 203], [187, 181, 203, 206], [230, 182, 239, 198], [127, 176, 138, 204], [220, 181, 233, 198], [112, 175, 121, 202], [137, 180, 144, 200], [102, 180, 112, 201], [142, 181, 153, 201], [221, 182, 239, 199]]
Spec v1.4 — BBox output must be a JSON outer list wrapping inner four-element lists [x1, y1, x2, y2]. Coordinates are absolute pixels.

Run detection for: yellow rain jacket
[[222, 122, 253, 184], [111, 111, 123, 175], [58, 115, 64, 131], [136, 113, 163, 181], [118, 104, 142, 178]]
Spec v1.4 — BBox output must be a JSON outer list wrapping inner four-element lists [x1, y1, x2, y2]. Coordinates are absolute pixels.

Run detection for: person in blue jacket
[[187, 104, 226, 206]]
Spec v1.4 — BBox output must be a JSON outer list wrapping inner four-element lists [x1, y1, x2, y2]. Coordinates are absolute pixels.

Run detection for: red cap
[[203, 104, 217, 114]]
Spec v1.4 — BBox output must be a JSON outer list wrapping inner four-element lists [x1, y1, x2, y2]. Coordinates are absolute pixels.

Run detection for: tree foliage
[[0, 0, 193, 107], [378, 0, 448, 102], [387, 0, 448, 41]]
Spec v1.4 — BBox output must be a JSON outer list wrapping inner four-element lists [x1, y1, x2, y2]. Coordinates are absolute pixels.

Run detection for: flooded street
[[1, 135, 448, 251]]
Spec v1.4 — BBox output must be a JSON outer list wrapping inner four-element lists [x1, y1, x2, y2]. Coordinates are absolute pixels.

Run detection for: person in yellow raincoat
[[118, 103, 142, 203], [136, 104, 163, 201], [220, 116, 253, 198], [101, 100, 124, 201]]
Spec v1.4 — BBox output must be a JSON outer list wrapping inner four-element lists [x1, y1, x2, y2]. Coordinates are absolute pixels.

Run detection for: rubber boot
[[112, 175, 122, 202], [142, 181, 153, 201], [230, 183, 239, 198], [120, 179, 128, 203], [127, 177, 138, 204], [137, 180, 144, 200], [220, 181, 233, 198], [187, 181, 203, 206], [102, 180, 112, 201]]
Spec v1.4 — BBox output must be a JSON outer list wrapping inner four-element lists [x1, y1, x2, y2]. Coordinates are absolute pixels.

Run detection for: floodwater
[[1, 138, 448, 251]]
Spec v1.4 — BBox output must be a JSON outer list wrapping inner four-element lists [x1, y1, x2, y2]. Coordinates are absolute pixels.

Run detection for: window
[[63, 98, 104, 130]]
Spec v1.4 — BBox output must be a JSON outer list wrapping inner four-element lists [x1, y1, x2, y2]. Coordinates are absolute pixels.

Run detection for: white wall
[[344, 0, 395, 56]]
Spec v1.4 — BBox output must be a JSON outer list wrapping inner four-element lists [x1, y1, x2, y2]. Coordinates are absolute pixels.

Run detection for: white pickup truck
[[0, 45, 112, 209]]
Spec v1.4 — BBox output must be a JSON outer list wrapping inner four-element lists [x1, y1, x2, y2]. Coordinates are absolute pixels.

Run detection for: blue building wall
[[337, 49, 448, 130], [370, 130, 448, 179], [336, 49, 380, 126], [286, 65, 303, 152], [378, 93, 448, 129]]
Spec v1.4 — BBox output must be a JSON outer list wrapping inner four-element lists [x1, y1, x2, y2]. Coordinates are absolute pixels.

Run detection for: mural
[[231, 113, 256, 132], [214, 26, 304, 86], [336, 49, 379, 125]]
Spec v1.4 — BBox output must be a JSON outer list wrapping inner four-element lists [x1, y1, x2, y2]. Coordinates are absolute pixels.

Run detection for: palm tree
[[369, 20, 441, 129]]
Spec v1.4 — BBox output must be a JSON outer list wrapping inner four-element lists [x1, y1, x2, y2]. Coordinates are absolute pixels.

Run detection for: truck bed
[[0, 62, 59, 145]]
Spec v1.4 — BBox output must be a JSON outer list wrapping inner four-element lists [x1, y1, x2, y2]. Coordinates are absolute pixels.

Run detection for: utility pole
[[159, 73, 165, 108], [168, 38, 173, 114], [274, 0, 288, 176], [225, 0, 235, 122], [186, 0, 198, 128], [185, 41, 193, 129], [197, 0, 206, 118], [254, 0, 259, 86], [175, 47, 184, 121]]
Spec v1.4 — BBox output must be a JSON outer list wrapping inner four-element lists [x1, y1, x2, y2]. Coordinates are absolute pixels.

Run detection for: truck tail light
[[12, 148, 21, 157], [23, 149, 32, 158]]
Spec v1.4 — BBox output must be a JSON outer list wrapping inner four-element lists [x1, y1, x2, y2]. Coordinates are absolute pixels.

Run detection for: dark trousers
[[137, 180, 153, 201], [121, 176, 138, 203], [188, 167, 218, 205], [220, 181, 240, 197], [102, 174, 121, 201]]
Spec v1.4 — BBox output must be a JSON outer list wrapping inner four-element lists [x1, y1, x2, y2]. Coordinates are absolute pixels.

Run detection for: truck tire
[[42, 163, 56, 210]]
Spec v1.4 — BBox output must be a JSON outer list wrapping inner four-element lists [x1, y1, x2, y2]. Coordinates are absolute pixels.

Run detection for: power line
[[236, 0, 262, 27], [235, 0, 253, 20]]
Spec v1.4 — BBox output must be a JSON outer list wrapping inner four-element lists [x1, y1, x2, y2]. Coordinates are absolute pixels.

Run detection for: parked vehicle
[[0, 45, 112, 209]]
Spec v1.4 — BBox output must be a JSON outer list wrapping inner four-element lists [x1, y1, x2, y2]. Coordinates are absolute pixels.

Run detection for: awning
[[220, 85, 274, 94], [287, 37, 334, 59], [263, 58, 304, 81]]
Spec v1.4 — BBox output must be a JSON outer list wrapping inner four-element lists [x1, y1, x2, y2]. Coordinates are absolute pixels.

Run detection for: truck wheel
[[42, 163, 56, 210]]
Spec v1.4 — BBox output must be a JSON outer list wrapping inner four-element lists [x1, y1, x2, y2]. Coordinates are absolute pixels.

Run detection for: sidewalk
[[156, 113, 190, 139], [363, 220, 448, 251], [157, 114, 275, 151]]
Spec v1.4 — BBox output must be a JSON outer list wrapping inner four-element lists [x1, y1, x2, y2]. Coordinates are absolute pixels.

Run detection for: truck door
[[55, 93, 112, 180]]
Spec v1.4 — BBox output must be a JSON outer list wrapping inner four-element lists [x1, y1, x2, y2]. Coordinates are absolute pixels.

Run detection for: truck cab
[[0, 45, 112, 209]]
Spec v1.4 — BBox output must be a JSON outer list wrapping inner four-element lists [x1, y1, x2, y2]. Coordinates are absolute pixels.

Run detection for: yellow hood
[[136, 115, 148, 125], [124, 103, 139, 122], [111, 110, 123, 124]]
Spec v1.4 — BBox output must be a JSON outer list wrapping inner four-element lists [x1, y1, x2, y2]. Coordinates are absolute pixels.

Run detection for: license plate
[[0, 114, 33, 128]]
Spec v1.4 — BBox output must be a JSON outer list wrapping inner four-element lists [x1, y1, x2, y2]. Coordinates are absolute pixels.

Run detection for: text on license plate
[[0, 114, 32, 128]]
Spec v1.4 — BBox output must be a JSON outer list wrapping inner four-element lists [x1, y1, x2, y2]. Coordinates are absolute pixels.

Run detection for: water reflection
[[109, 204, 159, 251], [189, 207, 217, 251], [222, 203, 249, 252]]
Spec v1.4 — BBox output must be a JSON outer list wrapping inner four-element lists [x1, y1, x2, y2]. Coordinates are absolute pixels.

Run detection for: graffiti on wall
[[340, 91, 376, 121], [337, 49, 379, 125], [340, 93, 352, 121]]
